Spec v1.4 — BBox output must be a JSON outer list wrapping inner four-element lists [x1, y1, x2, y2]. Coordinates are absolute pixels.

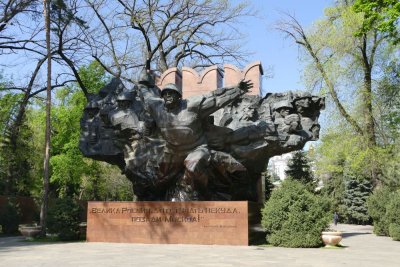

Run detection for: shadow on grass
[[255, 243, 347, 249]]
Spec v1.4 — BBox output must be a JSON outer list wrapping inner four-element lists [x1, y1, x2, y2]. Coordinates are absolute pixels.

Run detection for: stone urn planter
[[321, 231, 342, 247], [19, 224, 42, 240]]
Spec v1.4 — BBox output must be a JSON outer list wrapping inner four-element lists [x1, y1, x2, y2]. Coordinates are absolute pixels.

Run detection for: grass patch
[[321, 244, 347, 249]]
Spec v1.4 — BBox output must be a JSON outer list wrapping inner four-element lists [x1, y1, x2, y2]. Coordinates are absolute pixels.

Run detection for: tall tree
[[40, 0, 51, 236], [87, 0, 254, 78], [0, 0, 255, 203], [0, 1, 75, 192], [276, 2, 400, 186], [285, 150, 315, 189], [343, 172, 372, 224], [48, 61, 133, 200], [50, 62, 107, 198], [276, 3, 390, 146]]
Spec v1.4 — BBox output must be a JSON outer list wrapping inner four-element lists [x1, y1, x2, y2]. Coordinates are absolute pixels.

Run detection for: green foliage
[[302, 1, 398, 171], [0, 93, 21, 134], [380, 144, 400, 189], [78, 61, 109, 94], [285, 150, 315, 190], [353, 0, 400, 44], [46, 198, 81, 240], [24, 109, 46, 198], [315, 127, 400, 225], [320, 174, 346, 220], [0, 93, 38, 196], [389, 223, 400, 241], [50, 61, 109, 198], [316, 128, 388, 180], [0, 198, 21, 234], [79, 161, 134, 201], [45, 61, 133, 200], [261, 180, 331, 248], [386, 190, 400, 241], [367, 187, 392, 235], [376, 60, 400, 144], [367, 188, 400, 240], [262, 172, 275, 201], [343, 173, 372, 224]]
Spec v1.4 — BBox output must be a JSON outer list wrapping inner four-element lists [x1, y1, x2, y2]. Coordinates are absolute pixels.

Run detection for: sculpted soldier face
[[311, 124, 320, 140], [294, 97, 311, 108], [294, 97, 311, 114], [118, 100, 131, 110], [87, 108, 99, 119], [278, 107, 291, 117], [162, 90, 181, 110], [242, 106, 257, 121]]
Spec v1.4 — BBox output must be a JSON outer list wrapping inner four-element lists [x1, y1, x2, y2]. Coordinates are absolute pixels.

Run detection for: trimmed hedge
[[47, 198, 82, 240], [261, 179, 331, 248], [367, 187, 391, 236], [389, 224, 400, 241], [368, 188, 400, 241], [386, 191, 400, 241]]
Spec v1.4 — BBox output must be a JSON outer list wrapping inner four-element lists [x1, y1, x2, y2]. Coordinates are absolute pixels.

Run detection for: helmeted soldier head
[[161, 83, 182, 110], [273, 100, 293, 118], [310, 123, 320, 140], [116, 91, 133, 110], [161, 83, 182, 97], [294, 91, 312, 99], [99, 77, 124, 98], [84, 101, 100, 118], [138, 68, 155, 87], [99, 107, 112, 124], [292, 92, 312, 114], [241, 102, 259, 122]]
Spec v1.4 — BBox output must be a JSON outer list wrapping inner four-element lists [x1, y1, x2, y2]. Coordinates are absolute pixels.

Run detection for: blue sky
[[240, 0, 333, 95], [2, 0, 332, 98]]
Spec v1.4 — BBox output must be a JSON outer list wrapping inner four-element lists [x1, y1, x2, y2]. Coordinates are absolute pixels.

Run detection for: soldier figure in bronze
[[80, 69, 324, 201]]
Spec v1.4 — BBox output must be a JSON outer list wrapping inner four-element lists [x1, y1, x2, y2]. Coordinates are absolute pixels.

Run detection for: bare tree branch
[[276, 12, 364, 136]]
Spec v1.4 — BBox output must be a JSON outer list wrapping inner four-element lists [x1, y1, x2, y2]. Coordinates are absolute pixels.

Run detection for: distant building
[[268, 152, 294, 181]]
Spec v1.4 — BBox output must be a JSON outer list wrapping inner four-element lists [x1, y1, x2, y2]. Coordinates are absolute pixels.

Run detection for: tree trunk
[[362, 69, 376, 145], [40, 0, 51, 237], [360, 35, 376, 146]]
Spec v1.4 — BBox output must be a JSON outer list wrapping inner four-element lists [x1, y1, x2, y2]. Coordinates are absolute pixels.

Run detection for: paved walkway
[[1, 224, 399, 267]]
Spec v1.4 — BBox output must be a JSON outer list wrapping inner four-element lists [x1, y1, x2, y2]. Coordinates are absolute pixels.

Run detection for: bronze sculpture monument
[[80, 67, 324, 202]]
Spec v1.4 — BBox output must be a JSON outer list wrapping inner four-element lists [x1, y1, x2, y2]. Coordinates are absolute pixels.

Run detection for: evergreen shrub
[[47, 198, 81, 240], [0, 198, 21, 234], [261, 179, 331, 247], [367, 187, 391, 236], [389, 224, 400, 241], [386, 191, 400, 241], [343, 174, 372, 224], [285, 150, 316, 191]]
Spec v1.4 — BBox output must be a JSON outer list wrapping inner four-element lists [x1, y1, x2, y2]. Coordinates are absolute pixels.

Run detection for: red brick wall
[[156, 61, 263, 97]]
